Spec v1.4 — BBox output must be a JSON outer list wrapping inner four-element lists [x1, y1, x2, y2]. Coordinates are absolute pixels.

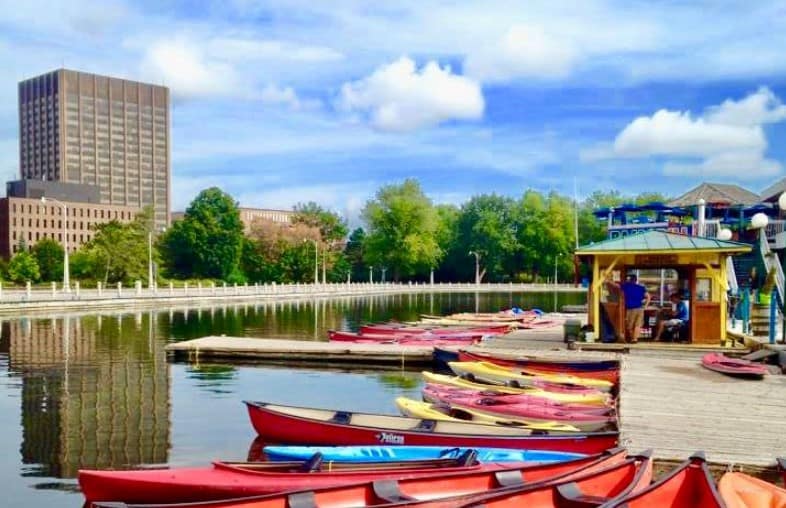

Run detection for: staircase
[[731, 251, 760, 291]]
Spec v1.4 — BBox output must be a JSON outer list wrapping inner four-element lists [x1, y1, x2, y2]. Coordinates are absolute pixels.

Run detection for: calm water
[[0, 291, 584, 507]]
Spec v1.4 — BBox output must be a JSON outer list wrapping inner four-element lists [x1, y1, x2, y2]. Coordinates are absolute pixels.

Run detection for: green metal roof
[[576, 230, 752, 254]]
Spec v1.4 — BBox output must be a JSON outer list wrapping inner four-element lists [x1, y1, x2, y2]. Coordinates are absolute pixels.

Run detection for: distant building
[[0, 195, 138, 258], [171, 206, 294, 232], [668, 182, 760, 208], [18, 69, 170, 229]]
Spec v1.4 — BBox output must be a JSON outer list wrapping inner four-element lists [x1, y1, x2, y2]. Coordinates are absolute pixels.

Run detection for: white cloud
[[339, 57, 484, 132], [704, 86, 786, 127], [463, 25, 577, 82], [259, 84, 301, 109], [207, 38, 344, 63], [140, 37, 239, 98], [590, 87, 786, 178], [663, 152, 782, 178], [613, 110, 765, 158]]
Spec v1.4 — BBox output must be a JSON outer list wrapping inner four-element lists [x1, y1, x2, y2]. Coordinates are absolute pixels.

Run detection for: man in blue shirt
[[653, 292, 690, 341], [615, 274, 650, 343]]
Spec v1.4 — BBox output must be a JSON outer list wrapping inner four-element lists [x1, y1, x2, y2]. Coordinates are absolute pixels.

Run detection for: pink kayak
[[422, 386, 616, 431], [329, 330, 485, 343], [423, 384, 613, 414], [328, 331, 479, 347], [360, 324, 511, 336], [701, 353, 768, 379]]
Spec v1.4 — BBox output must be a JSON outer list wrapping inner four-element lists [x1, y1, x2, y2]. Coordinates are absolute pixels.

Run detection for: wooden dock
[[167, 326, 786, 467], [166, 336, 434, 367], [619, 349, 786, 466]]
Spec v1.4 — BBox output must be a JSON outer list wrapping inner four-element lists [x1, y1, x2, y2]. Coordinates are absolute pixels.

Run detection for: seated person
[[652, 292, 689, 341]]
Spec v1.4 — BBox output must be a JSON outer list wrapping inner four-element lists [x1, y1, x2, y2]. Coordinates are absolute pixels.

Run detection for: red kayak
[[329, 330, 485, 342], [89, 449, 629, 507], [599, 452, 725, 507], [422, 385, 617, 431], [701, 353, 768, 379], [328, 331, 479, 347], [457, 349, 620, 384], [423, 383, 614, 414], [80, 452, 532, 504], [449, 451, 652, 508], [360, 324, 511, 336], [244, 401, 619, 454]]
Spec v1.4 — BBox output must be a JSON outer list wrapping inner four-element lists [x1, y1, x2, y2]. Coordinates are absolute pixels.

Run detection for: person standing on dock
[[608, 274, 650, 344]]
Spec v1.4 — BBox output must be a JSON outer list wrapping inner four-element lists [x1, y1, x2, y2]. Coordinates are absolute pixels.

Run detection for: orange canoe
[[719, 472, 786, 508]]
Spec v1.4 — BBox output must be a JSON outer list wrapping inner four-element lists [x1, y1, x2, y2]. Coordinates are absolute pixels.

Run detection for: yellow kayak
[[448, 361, 614, 393], [394, 397, 581, 432], [421, 372, 612, 406]]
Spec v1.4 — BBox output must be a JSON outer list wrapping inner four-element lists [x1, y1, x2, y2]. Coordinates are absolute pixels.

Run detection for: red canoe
[[599, 452, 725, 507], [360, 324, 511, 336], [244, 401, 619, 454], [89, 449, 629, 507], [457, 349, 620, 384], [422, 384, 617, 430], [423, 383, 613, 414], [450, 451, 652, 508], [80, 453, 533, 504], [701, 353, 768, 379]]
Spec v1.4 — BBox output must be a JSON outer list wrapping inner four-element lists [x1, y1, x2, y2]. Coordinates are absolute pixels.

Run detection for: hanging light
[[778, 192, 786, 210], [751, 212, 769, 229], [717, 228, 732, 241]]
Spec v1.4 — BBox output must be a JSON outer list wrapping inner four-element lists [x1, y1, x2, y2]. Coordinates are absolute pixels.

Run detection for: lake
[[0, 290, 584, 507]]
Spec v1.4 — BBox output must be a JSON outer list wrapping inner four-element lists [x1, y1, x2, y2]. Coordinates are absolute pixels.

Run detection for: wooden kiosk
[[576, 231, 751, 345]]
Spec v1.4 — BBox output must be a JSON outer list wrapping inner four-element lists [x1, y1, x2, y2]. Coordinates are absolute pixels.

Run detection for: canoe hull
[[456, 349, 620, 383], [262, 445, 584, 463], [701, 353, 768, 379], [245, 401, 618, 454]]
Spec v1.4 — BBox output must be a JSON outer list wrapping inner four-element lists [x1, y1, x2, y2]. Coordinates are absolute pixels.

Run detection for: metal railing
[[0, 281, 584, 305]]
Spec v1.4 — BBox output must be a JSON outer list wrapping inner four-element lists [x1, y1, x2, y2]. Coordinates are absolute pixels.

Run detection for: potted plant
[[758, 266, 776, 305]]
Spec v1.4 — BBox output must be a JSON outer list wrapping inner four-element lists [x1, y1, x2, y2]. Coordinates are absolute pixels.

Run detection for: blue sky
[[1, 0, 786, 222]]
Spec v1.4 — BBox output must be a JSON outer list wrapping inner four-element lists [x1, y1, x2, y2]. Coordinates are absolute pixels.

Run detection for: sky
[[1, 0, 786, 222]]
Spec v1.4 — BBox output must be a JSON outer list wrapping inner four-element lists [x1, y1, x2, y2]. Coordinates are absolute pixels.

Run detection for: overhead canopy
[[575, 230, 752, 256]]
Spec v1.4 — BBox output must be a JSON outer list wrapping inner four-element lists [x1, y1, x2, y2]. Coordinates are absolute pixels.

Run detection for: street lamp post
[[381, 267, 387, 283], [468, 251, 480, 285], [41, 197, 69, 292], [148, 232, 153, 289], [369, 265, 373, 283], [554, 254, 561, 286], [303, 239, 318, 284]]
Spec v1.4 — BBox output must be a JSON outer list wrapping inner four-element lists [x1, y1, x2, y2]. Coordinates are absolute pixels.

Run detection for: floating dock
[[166, 336, 434, 366]]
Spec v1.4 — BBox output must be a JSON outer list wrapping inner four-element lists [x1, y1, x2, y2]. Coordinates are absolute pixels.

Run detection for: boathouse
[[576, 231, 752, 345]]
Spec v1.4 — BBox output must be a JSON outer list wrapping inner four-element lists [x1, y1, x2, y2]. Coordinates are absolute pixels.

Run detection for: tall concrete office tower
[[18, 69, 170, 229]]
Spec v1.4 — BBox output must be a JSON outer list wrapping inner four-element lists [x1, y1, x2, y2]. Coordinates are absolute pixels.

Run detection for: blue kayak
[[262, 445, 584, 463]]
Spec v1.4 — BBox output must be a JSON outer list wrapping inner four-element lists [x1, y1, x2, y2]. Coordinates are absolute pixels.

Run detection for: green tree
[[7, 251, 40, 283], [452, 194, 519, 282], [31, 238, 64, 282], [86, 207, 155, 284], [361, 179, 441, 281], [344, 227, 367, 282], [292, 202, 349, 242], [160, 188, 244, 281]]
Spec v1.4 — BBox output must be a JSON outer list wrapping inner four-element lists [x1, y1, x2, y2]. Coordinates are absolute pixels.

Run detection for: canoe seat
[[287, 491, 317, 508], [413, 419, 437, 432], [456, 449, 479, 466], [330, 411, 352, 424], [372, 480, 417, 503], [555, 482, 610, 507], [494, 470, 525, 487]]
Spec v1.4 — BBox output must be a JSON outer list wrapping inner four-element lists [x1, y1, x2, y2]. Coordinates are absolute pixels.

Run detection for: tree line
[[0, 182, 664, 285]]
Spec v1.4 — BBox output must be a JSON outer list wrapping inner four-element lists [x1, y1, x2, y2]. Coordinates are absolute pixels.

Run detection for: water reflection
[[0, 290, 584, 506], [6, 314, 171, 479]]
